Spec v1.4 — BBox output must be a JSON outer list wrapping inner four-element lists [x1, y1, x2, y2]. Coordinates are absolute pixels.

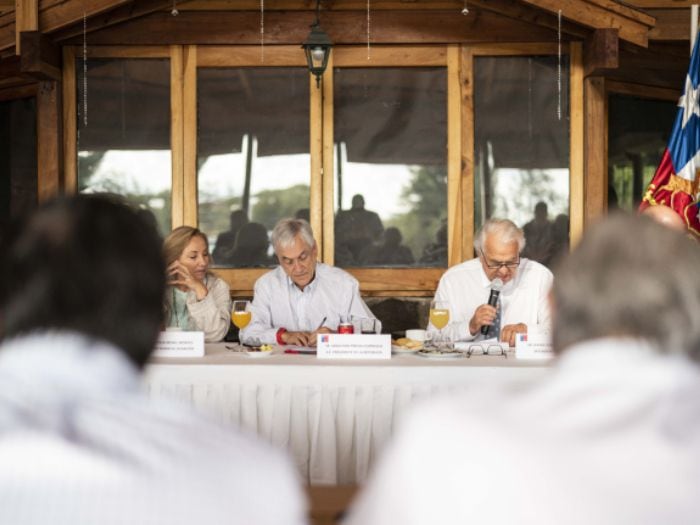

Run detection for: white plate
[[392, 345, 422, 354], [416, 349, 464, 359], [244, 349, 275, 358]]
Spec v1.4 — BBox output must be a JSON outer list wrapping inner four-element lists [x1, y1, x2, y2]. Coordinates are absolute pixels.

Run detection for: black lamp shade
[[302, 23, 333, 87]]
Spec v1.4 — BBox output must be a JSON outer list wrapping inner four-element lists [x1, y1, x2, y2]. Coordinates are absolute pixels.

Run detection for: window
[[197, 67, 310, 268], [474, 55, 570, 268], [333, 67, 447, 268], [608, 93, 676, 211], [65, 44, 582, 293], [75, 57, 172, 236]]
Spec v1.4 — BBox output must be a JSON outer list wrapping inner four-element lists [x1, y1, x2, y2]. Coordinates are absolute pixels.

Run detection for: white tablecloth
[[144, 344, 550, 484]]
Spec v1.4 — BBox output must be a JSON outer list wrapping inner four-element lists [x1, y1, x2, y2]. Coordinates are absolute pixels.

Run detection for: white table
[[144, 344, 550, 485]]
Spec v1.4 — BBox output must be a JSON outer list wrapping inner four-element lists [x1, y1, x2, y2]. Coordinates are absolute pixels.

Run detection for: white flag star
[[679, 74, 700, 128]]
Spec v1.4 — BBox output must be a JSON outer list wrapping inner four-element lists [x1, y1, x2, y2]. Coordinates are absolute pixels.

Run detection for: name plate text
[[317, 334, 391, 360], [153, 331, 205, 358]]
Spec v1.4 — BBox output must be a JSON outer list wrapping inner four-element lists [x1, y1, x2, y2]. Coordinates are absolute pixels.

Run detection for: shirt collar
[[285, 263, 319, 293]]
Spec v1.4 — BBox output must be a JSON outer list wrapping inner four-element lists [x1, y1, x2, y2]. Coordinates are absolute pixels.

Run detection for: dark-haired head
[[0, 194, 166, 368]]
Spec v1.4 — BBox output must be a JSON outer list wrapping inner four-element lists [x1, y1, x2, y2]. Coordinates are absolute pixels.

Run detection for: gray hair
[[552, 212, 700, 359], [271, 218, 316, 252], [473, 218, 526, 253]]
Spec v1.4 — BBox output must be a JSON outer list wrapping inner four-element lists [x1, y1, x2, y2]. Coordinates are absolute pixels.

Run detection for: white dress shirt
[[346, 338, 700, 525], [241, 262, 375, 344], [431, 257, 553, 341], [0, 332, 307, 525]]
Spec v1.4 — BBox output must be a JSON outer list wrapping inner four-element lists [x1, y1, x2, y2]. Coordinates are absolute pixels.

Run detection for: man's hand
[[282, 330, 312, 347], [500, 323, 527, 347], [468, 304, 498, 335], [308, 326, 333, 347]]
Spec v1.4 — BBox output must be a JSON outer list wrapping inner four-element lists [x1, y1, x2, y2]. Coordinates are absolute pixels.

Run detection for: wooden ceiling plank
[[582, 0, 656, 25], [51, 0, 173, 41], [469, 0, 590, 40], [517, 0, 652, 47], [624, 0, 694, 7], [647, 8, 690, 41]]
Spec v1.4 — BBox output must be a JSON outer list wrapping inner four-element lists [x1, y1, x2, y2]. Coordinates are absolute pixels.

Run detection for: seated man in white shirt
[[346, 213, 700, 525], [431, 218, 552, 346], [0, 195, 306, 525], [240, 218, 375, 347]]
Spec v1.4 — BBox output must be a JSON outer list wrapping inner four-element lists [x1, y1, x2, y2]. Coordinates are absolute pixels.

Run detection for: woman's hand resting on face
[[168, 260, 208, 301]]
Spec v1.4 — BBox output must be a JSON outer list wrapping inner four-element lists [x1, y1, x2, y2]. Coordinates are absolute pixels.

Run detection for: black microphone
[[481, 278, 504, 335]]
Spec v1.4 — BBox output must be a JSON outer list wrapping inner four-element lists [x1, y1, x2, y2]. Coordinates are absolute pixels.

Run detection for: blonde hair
[[163, 226, 210, 266]]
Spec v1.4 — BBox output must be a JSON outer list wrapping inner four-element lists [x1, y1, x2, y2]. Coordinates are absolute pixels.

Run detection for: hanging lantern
[[302, 0, 333, 88]]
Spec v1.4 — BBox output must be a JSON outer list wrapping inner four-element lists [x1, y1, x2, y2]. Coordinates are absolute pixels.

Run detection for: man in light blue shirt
[[241, 218, 376, 346]]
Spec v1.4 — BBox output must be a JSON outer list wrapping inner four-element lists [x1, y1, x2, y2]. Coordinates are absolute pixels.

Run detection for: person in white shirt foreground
[[240, 218, 375, 347], [0, 195, 306, 525], [347, 213, 700, 525], [430, 218, 552, 346]]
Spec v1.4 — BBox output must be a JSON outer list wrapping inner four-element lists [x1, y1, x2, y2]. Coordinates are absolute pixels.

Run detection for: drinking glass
[[360, 318, 379, 335], [231, 300, 252, 329], [429, 299, 450, 349]]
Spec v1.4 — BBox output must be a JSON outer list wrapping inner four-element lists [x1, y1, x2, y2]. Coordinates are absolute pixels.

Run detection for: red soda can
[[338, 323, 354, 334]]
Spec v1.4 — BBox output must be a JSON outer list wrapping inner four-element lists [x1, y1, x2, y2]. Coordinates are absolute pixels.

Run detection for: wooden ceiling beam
[[584, 28, 619, 77], [517, 0, 654, 47], [19, 31, 60, 80], [61, 10, 563, 46], [16, 0, 38, 53]]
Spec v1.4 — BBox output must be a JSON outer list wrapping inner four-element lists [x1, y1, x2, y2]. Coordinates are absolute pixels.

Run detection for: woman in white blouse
[[163, 226, 231, 342]]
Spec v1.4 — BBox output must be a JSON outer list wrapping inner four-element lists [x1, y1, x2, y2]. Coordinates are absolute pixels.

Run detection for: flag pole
[[692, 5, 698, 53]]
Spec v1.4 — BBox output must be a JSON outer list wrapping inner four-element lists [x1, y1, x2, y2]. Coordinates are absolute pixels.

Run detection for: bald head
[[641, 205, 687, 232]]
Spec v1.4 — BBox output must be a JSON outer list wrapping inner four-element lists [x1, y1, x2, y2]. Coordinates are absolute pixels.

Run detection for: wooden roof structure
[[0, 0, 693, 91]]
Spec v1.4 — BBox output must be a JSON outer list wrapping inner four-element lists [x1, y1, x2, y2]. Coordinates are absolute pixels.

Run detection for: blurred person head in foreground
[[0, 194, 306, 525], [641, 203, 687, 233], [346, 213, 700, 525]]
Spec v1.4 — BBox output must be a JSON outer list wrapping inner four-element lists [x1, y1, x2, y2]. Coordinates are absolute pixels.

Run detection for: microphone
[[480, 278, 504, 335]]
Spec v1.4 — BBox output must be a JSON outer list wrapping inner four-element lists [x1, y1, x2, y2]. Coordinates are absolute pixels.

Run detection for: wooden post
[[569, 42, 585, 246], [584, 75, 607, 224], [36, 80, 63, 201]]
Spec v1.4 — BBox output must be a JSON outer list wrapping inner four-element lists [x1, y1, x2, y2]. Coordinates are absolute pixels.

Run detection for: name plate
[[515, 332, 554, 360], [153, 331, 205, 357], [317, 334, 391, 360]]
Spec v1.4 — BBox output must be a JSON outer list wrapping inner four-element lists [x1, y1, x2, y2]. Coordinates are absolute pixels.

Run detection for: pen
[[316, 316, 327, 331]]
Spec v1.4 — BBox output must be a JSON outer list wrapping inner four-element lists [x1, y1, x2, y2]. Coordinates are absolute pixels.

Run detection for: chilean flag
[[640, 35, 700, 236]]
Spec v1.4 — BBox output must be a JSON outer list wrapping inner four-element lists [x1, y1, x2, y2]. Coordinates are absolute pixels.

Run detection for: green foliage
[[387, 165, 447, 259]]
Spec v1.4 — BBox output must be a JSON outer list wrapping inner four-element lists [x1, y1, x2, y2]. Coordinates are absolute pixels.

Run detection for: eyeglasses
[[465, 343, 508, 359], [480, 250, 520, 270]]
